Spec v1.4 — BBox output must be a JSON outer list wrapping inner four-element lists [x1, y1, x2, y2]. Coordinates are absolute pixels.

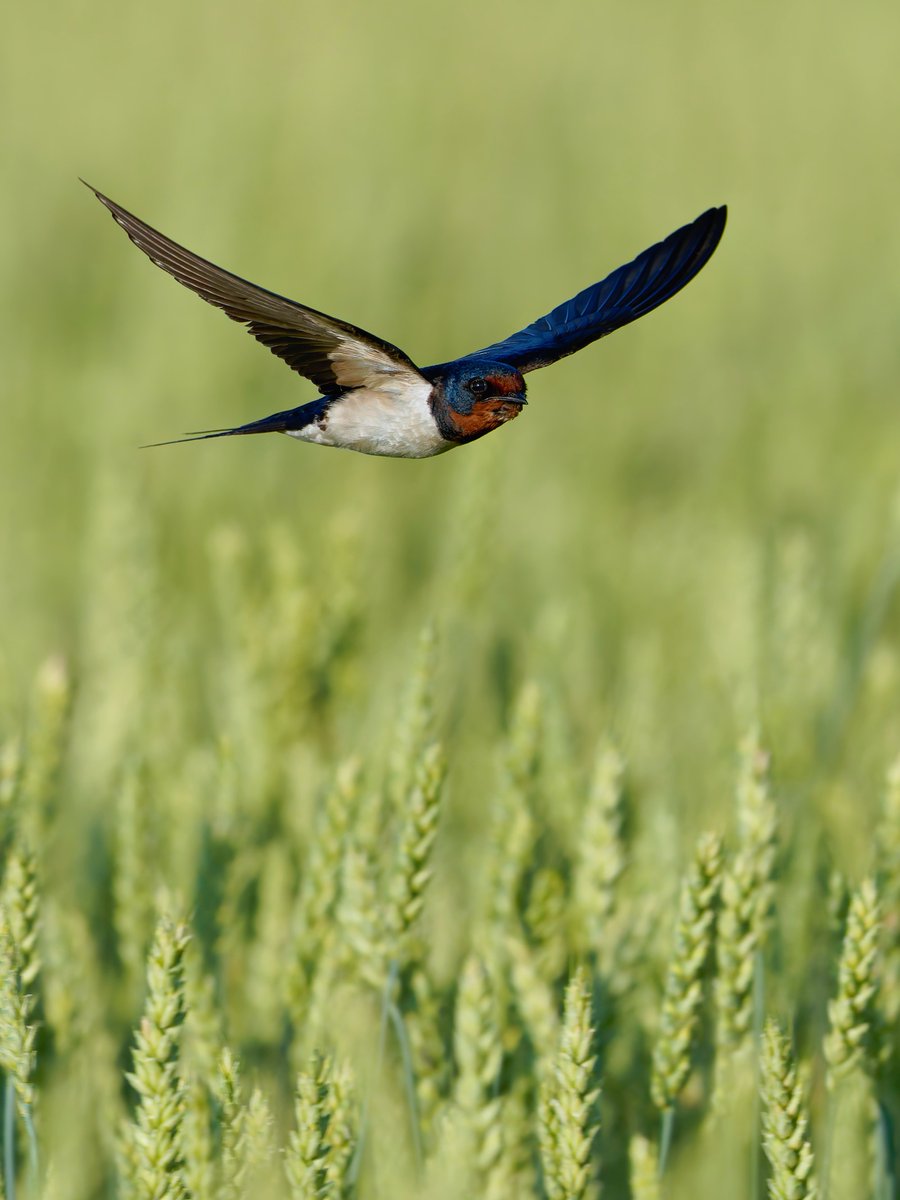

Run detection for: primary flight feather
[[86, 182, 726, 458]]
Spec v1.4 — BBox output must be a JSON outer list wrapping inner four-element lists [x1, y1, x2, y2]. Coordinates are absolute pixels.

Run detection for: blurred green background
[[4, 0, 900, 815], [1, 0, 900, 1193], [4, 0, 900, 844]]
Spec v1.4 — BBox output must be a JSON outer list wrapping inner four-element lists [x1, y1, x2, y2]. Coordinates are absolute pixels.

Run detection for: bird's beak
[[512, 394, 527, 406]]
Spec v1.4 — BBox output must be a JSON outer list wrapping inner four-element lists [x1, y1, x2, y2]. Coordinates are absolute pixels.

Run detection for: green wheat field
[[2, 0, 900, 1197]]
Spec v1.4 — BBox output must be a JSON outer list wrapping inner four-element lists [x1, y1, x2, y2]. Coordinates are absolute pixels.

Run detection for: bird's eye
[[468, 378, 488, 397]]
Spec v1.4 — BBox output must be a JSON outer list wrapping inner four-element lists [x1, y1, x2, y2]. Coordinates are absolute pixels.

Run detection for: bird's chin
[[442, 395, 526, 442], [497, 399, 526, 423]]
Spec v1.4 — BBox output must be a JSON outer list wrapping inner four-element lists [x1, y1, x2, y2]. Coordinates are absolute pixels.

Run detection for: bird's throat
[[430, 386, 524, 445]]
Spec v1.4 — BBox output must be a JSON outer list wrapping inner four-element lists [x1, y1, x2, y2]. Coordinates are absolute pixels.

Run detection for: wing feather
[[454, 206, 726, 374], [85, 183, 425, 396]]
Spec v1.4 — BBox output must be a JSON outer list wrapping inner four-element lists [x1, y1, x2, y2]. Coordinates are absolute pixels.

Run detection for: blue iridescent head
[[431, 360, 527, 443]]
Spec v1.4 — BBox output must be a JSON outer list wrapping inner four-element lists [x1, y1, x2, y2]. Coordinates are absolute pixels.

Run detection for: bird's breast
[[287, 381, 453, 459]]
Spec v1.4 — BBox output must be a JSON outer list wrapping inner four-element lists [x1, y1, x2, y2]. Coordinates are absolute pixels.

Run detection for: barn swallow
[[86, 183, 726, 459]]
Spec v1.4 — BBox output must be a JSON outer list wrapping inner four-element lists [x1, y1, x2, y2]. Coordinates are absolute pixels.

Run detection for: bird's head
[[432, 361, 527, 443]]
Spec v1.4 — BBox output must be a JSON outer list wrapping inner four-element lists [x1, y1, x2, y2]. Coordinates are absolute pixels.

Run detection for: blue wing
[[454, 206, 726, 374]]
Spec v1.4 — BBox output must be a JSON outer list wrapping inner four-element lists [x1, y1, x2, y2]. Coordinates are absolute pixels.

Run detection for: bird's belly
[[287, 383, 453, 459]]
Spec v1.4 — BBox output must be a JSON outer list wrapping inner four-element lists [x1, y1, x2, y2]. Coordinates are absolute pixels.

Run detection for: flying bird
[[86, 183, 726, 459]]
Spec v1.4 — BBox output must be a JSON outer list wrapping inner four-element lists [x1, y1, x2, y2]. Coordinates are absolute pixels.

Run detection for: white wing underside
[[288, 377, 453, 459]]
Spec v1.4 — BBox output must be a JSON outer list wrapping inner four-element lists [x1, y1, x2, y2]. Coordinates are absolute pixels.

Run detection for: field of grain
[[2, 0, 900, 1196]]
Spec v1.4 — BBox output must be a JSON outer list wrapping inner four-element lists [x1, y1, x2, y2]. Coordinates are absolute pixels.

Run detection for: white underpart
[[287, 378, 453, 459]]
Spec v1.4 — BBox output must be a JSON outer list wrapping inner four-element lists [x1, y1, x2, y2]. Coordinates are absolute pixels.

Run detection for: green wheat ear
[[385, 740, 447, 963], [525, 866, 568, 982], [181, 1070, 215, 1200], [452, 953, 504, 1189], [485, 681, 542, 943], [760, 1019, 818, 1200], [628, 1135, 660, 1200], [0, 738, 23, 846], [217, 1047, 246, 1200], [824, 877, 882, 1088], [877, 755, 900, 1028], [286, 757, 361, 1059], [285, 1052, 357, 1200], [0, 904, 38, 1117], [124, 913, 191, 1200], [0, 838, 42, 1173], [388, 621, 438, 811], [21, 655, 72, 838], [214, 1047, 277, 1199], [112, 762, 156, 993], [651, 830, 723, 1115], [337, 835, 388, 992], [539, 966, 600, 1200], [505, 931, 559, 1065], [572, 739, 626, 958], [406, 961, 449, 1151], [290, 757, 360, 973], [3, 843, 41, 994], [714, 731, 777, 1102]]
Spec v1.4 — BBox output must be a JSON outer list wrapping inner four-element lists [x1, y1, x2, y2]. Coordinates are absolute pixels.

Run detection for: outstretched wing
[[86, 183, 426, 397], [456, 206, 726, 374]]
